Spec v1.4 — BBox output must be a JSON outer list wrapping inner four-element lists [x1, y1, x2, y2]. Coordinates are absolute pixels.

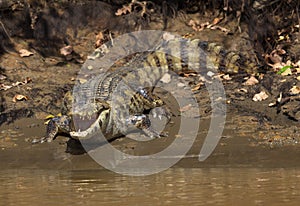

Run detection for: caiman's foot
[[32, 135, 57, 144], [32, 115, 71, 144], [150, 106, 172, 121], [126, 114, 168, 139]]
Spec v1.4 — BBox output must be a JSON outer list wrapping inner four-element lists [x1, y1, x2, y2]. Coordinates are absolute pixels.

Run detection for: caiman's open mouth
[[70, 109, 110, 140], [70, 114, 103, 140]]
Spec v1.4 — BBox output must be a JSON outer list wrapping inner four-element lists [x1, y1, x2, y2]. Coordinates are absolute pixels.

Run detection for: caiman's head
[[41, 91, 111, 142], [62, 91, 110, 118]]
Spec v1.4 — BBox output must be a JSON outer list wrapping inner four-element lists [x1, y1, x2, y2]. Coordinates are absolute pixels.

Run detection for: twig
[[109, 31, 114, 46], [0, 20, 13, 42], [296, 7, 300, 29]]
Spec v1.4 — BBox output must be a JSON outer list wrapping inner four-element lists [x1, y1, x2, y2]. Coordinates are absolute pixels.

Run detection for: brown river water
[[1, 118, 300, 205], [1, 168, 300, 206]]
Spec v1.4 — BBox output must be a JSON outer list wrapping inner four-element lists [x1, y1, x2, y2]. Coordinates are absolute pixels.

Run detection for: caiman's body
[[37, 37, 259, 143]]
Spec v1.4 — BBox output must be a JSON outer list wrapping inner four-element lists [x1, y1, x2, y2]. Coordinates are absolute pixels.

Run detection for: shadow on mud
[[0, 108, 33, 127]]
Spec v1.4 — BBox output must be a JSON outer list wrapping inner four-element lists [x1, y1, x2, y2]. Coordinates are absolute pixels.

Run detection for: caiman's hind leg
[[125, 114, 168, 139], [137, 88, 172, 120], [122, 88, 172, 138], [32, 115, 72, 144]]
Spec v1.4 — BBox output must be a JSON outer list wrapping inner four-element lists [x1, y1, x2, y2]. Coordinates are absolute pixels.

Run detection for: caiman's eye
[[63, 119, 69, 125]]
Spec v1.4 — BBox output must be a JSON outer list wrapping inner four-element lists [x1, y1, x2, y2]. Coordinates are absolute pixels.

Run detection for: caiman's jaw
[[70, 109, 110, 140], [32, 105, 110, 144]]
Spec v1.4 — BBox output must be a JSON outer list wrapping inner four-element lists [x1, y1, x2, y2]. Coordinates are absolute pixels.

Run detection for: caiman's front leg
[[32, 115, 72, 144]]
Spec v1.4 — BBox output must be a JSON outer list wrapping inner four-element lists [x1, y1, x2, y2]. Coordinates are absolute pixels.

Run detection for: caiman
[[33, 36, 259, 144]]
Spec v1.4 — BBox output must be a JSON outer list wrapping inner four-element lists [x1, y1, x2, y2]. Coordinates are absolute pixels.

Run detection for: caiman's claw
[[151, 106, 172, 121], [126, 114, 169, 139], [32, 115, 70, 144], [31, 136, 51, 144], [31, 138, 42, 144]]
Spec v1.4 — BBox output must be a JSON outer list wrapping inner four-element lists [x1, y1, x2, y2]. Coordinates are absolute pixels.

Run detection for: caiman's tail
[[141, 38, 259, 78]]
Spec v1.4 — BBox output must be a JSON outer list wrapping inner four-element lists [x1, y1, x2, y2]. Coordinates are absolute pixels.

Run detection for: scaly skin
[[34, 37, 259, 143]]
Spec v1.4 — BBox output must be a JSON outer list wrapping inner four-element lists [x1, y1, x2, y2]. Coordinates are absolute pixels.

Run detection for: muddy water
[[1, 118, 300, 205], [1, 168, 300, 206]]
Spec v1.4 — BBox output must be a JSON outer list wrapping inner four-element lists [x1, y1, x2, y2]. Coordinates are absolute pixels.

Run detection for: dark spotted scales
[[35, 38, 258, 143]]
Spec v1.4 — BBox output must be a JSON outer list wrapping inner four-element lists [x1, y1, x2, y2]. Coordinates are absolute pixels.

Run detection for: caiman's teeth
[[78, 129, 81, 132]]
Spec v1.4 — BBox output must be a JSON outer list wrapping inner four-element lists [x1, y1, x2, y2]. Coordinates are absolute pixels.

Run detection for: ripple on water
[[0, 168, 300, 206]]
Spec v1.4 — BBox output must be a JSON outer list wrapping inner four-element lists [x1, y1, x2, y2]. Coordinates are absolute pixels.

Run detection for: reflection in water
[[0, 168, 300, 206]]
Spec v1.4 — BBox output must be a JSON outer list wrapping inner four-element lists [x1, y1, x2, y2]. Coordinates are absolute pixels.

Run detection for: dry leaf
[[0, 74, 6, 80], [19, 49, 33, 57], [209, 25, 231, 34], [277, 92, 282, 103], [163, 32, 176, 41], [290, 86, 300, 95], [222, 74, 232, 80], [258, 73, 265, 80], [115, 4, 132, 16], [95, 31, 107, 48], [12, 77, 32, 86], [295, 60, 300, 68], [212, 17, 222, 25], [0, 84, 12, 90], [60, 45, 73, 56], [12, 94, 28, 102], [160, 73, 171, 83], [265, 51, 281, 63], [281, 67, 292, 76], [243, 76, 259, 85], [12, 81, 23, 86], [177, 83, 185, 87], [207, 71, 215, 77], [179, 71, 197, 77], [237, 88, 248, 93], [252, 91, 268, 102], [78, 78, 87, 84], [188, 19, 197, 27], [270, 62, 284, 70], [115, 0, 149, 17], [192, 82, 203, 91], [24, 77, 32, 84], [179, 104, 192, 112], [188, 18, 230, 34], [188, 19, 208, 32], [0, 77, 31, 91], [268, 102, 276, 107], [265, 48, 287, 70]]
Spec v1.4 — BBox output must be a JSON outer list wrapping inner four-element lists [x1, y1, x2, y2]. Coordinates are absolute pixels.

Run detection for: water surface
[[1, 168, 300, 206]]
